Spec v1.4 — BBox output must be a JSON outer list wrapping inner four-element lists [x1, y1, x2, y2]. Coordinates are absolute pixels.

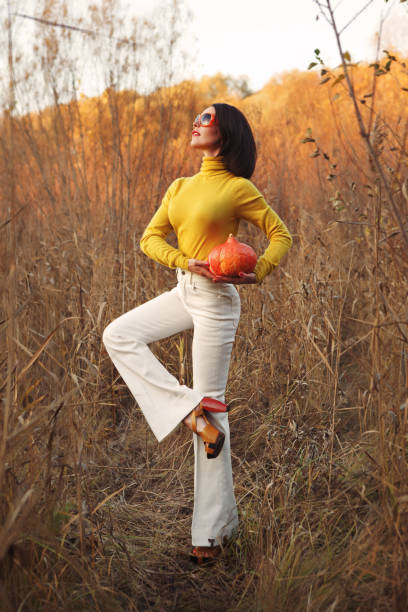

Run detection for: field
[[1, 2, 408, 610]]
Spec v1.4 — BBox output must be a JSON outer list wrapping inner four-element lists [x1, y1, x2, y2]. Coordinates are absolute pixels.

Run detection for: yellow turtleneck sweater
[[140, 157, 292, 282]]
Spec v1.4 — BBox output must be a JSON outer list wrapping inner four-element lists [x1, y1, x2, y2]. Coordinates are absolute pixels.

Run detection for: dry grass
[[1, 202, 408, 610], [1, 7, 408, 608]]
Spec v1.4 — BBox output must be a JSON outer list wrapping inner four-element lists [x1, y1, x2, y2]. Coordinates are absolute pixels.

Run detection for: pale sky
[[5, 0, 408, 100], [184, 0, 408, 90]]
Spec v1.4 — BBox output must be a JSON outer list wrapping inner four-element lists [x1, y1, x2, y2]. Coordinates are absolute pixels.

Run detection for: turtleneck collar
[[199, 156, 230, 176]]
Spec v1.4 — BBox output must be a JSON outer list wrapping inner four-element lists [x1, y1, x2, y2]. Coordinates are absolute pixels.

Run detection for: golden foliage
[[1, 57, 408, 609]]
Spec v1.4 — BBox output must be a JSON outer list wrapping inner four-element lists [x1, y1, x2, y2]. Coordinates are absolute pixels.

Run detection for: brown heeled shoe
[[191, 405, 225, 459], [190, 544, 222, 565]]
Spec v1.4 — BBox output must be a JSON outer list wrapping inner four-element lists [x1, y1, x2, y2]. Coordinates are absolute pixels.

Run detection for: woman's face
[[191, 106, 222, 156]]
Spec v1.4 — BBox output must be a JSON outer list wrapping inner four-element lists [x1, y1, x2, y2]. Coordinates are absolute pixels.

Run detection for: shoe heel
[[206, 431, 225, 459]]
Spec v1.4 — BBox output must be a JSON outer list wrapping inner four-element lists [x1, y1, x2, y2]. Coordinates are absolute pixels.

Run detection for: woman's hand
[[211, 271, 257, 285], [187, 259, 214, 279], [187, 260, 257, 284]]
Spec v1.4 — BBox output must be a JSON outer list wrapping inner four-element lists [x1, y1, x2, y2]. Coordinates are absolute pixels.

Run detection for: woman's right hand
[[187, 259, 214, 279]]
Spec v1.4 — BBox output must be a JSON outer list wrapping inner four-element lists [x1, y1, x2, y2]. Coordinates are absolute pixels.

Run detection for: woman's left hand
[[211, 271, 257, 285]]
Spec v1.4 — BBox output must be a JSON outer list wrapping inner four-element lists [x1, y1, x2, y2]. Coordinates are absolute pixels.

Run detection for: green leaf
[[343, 51, 351, 62], [301, 137, 315, 143], [308, 62, 318, 70], [315, 48, 320, 55], [306, 127, 313, 137], [310, 150, 320, 158], [320, 76, 331, 85], [385, 59, 392, 71]]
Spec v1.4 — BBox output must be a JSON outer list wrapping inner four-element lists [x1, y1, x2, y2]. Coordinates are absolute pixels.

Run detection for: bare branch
[[339, 0, 375, 35], [367, 11, 385, 136], [314, 0, 333, 26], [333, 0, 347, 11], [326, 0, 408, 250], [12, 12, 135, 46]]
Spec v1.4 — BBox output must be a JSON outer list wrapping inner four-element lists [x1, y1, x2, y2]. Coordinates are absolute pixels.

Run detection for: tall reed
[[1, 1, 408, 609]]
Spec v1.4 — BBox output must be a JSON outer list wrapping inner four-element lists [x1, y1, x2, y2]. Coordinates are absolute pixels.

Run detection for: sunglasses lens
[[194, 114, 200, 124], [200, 113, 212, 126]]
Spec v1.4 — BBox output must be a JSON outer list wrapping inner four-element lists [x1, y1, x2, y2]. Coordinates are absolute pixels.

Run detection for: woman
[[103, 103, 292, 563]]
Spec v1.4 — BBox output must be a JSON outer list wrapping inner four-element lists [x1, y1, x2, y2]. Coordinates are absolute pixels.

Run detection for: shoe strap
[[191, 405, 205, 434]]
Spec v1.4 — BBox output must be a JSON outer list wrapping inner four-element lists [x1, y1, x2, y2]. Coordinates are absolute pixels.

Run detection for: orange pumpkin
[[208, 234, 257, 276]]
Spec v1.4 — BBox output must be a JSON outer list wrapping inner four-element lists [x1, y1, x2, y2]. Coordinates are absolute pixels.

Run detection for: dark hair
[[212, 103, 257, 179]]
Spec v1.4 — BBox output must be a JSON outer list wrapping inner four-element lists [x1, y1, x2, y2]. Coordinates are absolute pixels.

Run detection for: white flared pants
[[102, 269, 241, 546]]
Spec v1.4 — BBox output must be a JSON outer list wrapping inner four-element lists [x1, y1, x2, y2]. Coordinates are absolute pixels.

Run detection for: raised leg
[[102, 287, 203, 442]]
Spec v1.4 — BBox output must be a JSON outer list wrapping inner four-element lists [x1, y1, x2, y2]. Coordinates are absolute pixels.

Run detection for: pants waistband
[[176, 268, 232, 290]]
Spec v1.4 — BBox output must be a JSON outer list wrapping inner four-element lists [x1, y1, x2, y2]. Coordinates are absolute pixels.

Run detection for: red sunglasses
[[193, 112, 219, 127]]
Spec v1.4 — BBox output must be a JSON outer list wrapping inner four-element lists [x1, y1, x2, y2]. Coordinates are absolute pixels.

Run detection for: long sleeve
[[139, 158, 292, 279], [140, 180, 190, 270], [234, 179, 292, 283]]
